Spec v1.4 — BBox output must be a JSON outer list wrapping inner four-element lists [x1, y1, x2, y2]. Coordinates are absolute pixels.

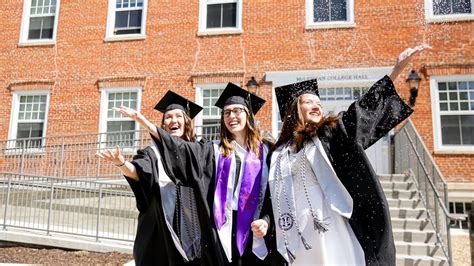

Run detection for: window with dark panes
[[201, 87, 225, 139], [449, 201, 472, 229], [16, 95, 48, 148], [206, 2, 237, 28], [438, 81, 474, 146], [114, 0, 144, 35], [28, 0, 58, 40], [313, 0, 347, 22], [433, 0, 472, 15], [105, 91, 138, 147]]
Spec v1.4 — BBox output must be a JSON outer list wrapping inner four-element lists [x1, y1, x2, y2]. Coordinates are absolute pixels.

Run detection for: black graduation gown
[[151, 135, 272, 266], [126, 146, 197, 266], [265, 75, 413, 266]]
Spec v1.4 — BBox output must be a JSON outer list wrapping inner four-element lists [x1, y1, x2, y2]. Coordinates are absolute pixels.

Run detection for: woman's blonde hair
[[219, 107, 261, 158], [161, 110, 197, 142]]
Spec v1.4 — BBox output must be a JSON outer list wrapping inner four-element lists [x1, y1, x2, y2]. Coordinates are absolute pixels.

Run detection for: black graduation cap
[[214, 83, 266, 115], [154, 90, 203, 119], [274, 78, 319, 119]]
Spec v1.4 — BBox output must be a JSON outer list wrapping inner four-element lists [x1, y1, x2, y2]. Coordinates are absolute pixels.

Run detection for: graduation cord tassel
[[286, 246, 296, 264], [299, 232, 312, 250], [313, 217, 329, 233]]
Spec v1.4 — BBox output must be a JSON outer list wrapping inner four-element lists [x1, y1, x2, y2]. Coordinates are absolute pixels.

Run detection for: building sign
[[265, 67, 392, 87]]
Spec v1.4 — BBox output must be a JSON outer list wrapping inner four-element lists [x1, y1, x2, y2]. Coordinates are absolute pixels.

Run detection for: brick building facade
[[1, 0, 473, 227]]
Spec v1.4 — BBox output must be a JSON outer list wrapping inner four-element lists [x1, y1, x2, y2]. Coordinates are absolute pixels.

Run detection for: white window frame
[[430, 74, 474, 153], [198, 0, 243, 36], [105, 0, 148, 42], [8, 90, 51, 149], [195, 83, 228, 138], [19, 0, 61, 46], [425, 0, 474, 23], [98, 87, 142, 151], [305, 0, 355, 29]]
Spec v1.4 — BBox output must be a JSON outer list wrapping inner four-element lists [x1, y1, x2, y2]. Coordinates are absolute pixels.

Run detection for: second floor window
[[433, 0, 472, 15], [313, 0, 348, 22], [20, 0, 60, 44], [106, 0, 148, 40], [425, 0, 473, 22], [199, 0, 242, 34], [306, 0, 354, 29]]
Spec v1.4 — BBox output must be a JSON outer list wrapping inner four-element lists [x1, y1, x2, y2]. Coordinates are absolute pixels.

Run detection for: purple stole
[[213, 143, 264, 256]]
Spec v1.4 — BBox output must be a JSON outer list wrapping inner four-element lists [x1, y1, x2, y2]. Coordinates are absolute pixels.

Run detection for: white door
[[320, 87, 390, 174]]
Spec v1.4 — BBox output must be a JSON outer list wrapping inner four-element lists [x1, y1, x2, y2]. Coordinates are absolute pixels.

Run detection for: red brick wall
[[0, 0, 472, 181]]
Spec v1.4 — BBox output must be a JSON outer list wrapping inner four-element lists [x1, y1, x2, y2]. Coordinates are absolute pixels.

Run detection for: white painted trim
[[305, 0, 355, 29], [98, 87, 142, 148], [195, 83, 228, 127], [105, 0, 148, 41], [271, 86, 280, 138], [430, 74, 474, 153], [198, 0, 242, 35], [19, 0, 61, 45], [424, 0, 474, 23], [8, 90, 51, 149]]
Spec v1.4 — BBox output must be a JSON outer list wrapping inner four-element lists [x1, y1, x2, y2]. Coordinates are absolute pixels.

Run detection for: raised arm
[[95, 145, 139, 181], [113, 106, 161, 140], [389, 44, 431, 81], [341, 44, 431, 149]]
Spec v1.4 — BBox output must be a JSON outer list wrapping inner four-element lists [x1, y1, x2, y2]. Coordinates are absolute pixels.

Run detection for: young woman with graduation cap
[[96, 90, 203, 266], [263, 44, 431, 265], [115, 84, 272, 265]]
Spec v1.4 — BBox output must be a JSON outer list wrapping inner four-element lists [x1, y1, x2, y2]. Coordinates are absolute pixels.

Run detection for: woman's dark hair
[[274, 96, 338, 153], [219, 107, 262, 158], [161, 110, 197, 142]]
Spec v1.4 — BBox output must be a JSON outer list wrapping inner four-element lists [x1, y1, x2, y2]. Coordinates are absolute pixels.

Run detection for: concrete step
[[393, 229, 436, 243], [396, 254, 447, 266], [384, 190, 420, 200], [395, 241, 445, 257], [390, 208, 427, 219], [381, 181, 417, 190], [388, 198, 423, 209], [378, 174, 410, 183], [391, 218, 433, 231]]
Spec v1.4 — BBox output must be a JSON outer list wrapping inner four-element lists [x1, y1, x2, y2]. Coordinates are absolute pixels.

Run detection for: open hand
[[390, 44, 432, 81], [113, 106, 145, 123], [95, 145, 125, 166]]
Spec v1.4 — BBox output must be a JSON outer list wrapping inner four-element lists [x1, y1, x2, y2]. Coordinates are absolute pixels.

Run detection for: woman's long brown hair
[[161, 110, 197, 142], [219, 108, 262, 158], [273, 96, 338, 153]]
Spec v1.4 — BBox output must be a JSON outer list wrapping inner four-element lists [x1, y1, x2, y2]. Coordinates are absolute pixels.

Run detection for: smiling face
[[163, 109, 185, 137], [222, 104, 248, 136], [299, 93, 323, 124]]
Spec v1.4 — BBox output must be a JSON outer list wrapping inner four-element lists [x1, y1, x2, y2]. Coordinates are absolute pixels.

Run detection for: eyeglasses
[[222, 107, 246, 117]]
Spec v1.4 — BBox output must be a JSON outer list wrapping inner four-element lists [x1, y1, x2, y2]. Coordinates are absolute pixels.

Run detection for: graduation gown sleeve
[[125, 148, 156, 213], [321, 75, 413, 265], [126, 146, 189, 266], [151, 128, 214, 187], [341, 75, 413, 149]]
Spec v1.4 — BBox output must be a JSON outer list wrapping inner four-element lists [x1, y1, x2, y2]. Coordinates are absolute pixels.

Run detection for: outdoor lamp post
[[406, 70, 422, 107], [246, 76, 259, 95]]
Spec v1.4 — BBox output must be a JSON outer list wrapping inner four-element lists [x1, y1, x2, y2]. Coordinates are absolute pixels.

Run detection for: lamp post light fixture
[[406, 70, 422, 107], [246, 76, 259, 95]]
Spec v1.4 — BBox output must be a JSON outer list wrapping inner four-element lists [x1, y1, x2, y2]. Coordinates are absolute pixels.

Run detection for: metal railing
[[0, 172, 137, 242], [0, 124, 220, 179], [393, 119, 466, 265]]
